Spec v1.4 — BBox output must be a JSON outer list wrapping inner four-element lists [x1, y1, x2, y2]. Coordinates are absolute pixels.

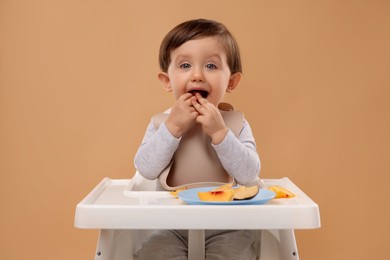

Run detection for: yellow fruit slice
[[198, 189, 234, 202], [268, 186, 295, 198], [211, 183, 234, 191], [170, 187, 186, 198]]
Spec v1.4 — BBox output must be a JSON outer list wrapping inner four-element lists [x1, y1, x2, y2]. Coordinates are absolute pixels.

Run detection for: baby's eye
[[205, 63, 217, 70], [180, 63, 191, 69]]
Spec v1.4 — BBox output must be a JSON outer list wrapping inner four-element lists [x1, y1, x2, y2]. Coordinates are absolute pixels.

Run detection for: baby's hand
[[192, 93, 228, 144], [165, 93, 198, 138]]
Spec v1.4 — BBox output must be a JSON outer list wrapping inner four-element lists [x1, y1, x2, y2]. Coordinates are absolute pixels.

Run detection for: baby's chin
[[188, 90, 209, 98]]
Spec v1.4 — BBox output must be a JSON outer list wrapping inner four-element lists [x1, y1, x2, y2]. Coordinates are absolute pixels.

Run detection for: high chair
[[75, 172, 320, 260]]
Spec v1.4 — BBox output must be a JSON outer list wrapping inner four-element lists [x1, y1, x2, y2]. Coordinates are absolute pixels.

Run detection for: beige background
[[1, 0, 389, 259]]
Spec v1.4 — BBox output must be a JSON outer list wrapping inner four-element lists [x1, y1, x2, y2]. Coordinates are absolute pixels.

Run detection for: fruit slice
[[170, 187, 186, 198], [198, 189, 234, 202], [211, 183, 234, 191], [268, 186, 295, 198], [233, 185, 259, 200]]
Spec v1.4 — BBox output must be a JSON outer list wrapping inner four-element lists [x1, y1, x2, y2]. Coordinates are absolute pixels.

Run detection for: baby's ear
[[158, 72, 172, 92], [226, 72, 242, 93]]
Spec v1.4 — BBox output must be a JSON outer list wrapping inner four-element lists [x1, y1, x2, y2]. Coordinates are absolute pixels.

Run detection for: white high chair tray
[[74, 177, 320, 230]]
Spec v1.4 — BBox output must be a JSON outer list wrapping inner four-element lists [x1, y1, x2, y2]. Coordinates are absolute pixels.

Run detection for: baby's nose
[[191, 67, 205, 82]]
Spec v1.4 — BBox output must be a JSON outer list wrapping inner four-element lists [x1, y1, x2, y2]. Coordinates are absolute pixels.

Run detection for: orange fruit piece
[[170, 187, 186, 198], [268, 186, 295, 198], [198, 189, 234, 202]]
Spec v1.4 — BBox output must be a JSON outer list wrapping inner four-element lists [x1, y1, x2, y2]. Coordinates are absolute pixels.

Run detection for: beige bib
[[153, 103, 244, 191]]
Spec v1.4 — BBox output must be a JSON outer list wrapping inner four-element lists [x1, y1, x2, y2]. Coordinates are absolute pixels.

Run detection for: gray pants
[[134, 229, 259, 260]]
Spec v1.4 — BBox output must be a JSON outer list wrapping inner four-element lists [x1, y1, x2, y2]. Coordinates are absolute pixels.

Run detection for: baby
[[134, 18, 261, 260]]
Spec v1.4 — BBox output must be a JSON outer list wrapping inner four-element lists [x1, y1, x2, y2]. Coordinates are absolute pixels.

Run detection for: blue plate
[[178, 187, 276, 205]]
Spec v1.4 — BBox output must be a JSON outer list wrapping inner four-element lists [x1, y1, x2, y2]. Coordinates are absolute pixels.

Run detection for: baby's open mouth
[[189, 90, 209, 98]]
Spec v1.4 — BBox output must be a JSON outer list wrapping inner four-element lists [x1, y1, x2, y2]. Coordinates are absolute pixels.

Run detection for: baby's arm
[[212, 119, 261, 185], [134, 120, 180, 180]]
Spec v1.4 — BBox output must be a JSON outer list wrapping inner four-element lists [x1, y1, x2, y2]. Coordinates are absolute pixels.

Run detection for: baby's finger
[[179, 92, 195, 101], [189, 106, 198, 113], [191, 99, 203, 112], [195, 93, 209, 105]]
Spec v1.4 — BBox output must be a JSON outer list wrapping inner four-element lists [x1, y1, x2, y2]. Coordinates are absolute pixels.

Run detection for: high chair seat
[[75, 173, 320, 260]]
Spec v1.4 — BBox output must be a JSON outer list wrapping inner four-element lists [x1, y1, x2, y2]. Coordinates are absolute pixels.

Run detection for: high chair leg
[[188, 229, 205, 260], [279, 229, 299, 259]]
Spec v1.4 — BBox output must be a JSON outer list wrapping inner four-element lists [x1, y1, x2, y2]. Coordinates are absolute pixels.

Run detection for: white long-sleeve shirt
[[134, 114, 261, 187]]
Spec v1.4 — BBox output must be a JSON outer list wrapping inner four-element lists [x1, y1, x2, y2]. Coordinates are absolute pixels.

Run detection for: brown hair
[[159, 19, 242, 74]]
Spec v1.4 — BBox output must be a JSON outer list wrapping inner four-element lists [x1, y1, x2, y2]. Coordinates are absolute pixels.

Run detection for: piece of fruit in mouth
[[189, 90, 208, 98]]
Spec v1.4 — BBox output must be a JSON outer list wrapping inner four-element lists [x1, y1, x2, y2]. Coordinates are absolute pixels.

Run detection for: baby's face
[[165, 36, 233, 106]]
